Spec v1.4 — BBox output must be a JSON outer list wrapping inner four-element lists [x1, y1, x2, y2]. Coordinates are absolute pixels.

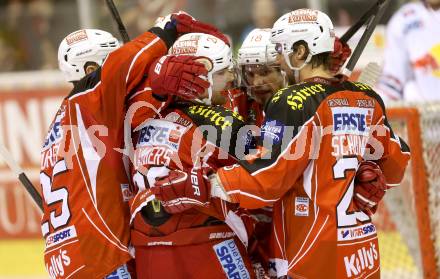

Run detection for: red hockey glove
[[330, 36, 352, 74], [149, 55, 210, 100], [151, 168, 211, 214], [171, 13, 230, 46], [354, 161, 387, 215]]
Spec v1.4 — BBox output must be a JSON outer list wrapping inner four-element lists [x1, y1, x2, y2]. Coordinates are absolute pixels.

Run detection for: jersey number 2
[[333, 157, 370, 227]]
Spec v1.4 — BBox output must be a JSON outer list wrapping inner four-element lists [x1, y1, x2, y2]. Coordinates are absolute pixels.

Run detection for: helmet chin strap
[[200, 72, 213, 105], [281, 70, 288, 87], [206, 72, 214, 105], [284, 52, 312, 83]]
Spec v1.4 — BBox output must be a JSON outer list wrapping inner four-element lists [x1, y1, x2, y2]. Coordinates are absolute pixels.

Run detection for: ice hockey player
[[40, 12, 228, 278], [227, 28, 287, 126], [151, 8, 411, 279], [128, 32, 257, 278], [377, 0, 440, 102]]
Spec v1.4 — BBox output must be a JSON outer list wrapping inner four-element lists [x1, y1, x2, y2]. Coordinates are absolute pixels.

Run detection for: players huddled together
[[40, 8, 410, 279]]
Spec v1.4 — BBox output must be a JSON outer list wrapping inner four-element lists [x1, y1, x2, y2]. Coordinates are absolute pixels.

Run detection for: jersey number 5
[[40, 159, 71, 236]]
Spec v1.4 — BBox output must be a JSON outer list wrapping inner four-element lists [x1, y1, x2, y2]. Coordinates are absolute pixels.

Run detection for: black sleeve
[[148, 27, 177, 49], [238, 88, 309, 173]]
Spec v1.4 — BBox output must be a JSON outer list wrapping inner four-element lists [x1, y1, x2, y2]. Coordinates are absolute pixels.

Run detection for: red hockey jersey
[[40, 30, 169, 278], [217, 78, 411, 278]]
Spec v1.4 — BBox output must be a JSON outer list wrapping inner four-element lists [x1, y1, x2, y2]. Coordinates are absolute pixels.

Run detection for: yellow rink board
[[0, 239, 45, 277], [0, 231, 419, 278]]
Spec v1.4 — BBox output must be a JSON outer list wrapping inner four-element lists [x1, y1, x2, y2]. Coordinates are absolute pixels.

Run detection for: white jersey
[[377, 2, 440, 101]]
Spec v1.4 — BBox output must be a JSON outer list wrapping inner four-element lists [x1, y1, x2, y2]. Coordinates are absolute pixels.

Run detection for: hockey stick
[[105, 0, 130, 43], [0, 143, 43, 211], [340, 0, 386, 44], [342, 0, 391, 76], [357, 62, 382, 87]]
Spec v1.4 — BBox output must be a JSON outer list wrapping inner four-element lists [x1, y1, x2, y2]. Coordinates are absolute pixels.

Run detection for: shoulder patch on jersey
[[261, 118, 285, 145]]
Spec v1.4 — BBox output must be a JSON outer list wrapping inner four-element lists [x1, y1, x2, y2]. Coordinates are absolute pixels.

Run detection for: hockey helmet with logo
[[238, 28, 278, 66], [169, 32, 233, 104], [270, 9, 335, 70], [58, 29, 120, 82]]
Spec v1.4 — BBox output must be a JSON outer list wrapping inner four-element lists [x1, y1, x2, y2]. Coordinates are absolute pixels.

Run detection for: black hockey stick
[[0, 143, 43, 211], [342, 0, 391, 76], [340, 0, 387, 44], [105, 0, 131, 43]]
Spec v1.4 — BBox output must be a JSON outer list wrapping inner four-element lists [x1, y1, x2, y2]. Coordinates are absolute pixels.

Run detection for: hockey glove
[[171, 13, 230, 46], [354, 161, 387, 215], [151, 168, 211, 214], [330, 36, 352, 74], [155, 11, 229, 46], [149, 55, 210, 100]]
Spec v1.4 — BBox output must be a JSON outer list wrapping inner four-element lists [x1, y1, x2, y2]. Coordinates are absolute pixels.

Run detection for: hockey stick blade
[[105, 0, 130, 43], [0, 142, 43, 211], [357, 62, 382, 88]]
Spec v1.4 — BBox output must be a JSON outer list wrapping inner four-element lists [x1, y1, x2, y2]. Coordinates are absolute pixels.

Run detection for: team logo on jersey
[[331, 107, 373, 136], [294, 197, 309, 217], [343, 241, 379, 277], [120, 184, 132, 202], [261, 119, 285, 145], [45, 225, 77, 248], [338, 223, 377, 241], [42, 107, 65, 151], [213, 239, 251, 279]]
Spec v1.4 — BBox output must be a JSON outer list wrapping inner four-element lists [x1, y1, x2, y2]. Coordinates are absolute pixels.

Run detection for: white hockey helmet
[[271, 9, 335, 70], [238, 28, 278, 66], [238, 28, 285, 87], [169, 32, 233, 104], [58, 29, 120, 82]]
